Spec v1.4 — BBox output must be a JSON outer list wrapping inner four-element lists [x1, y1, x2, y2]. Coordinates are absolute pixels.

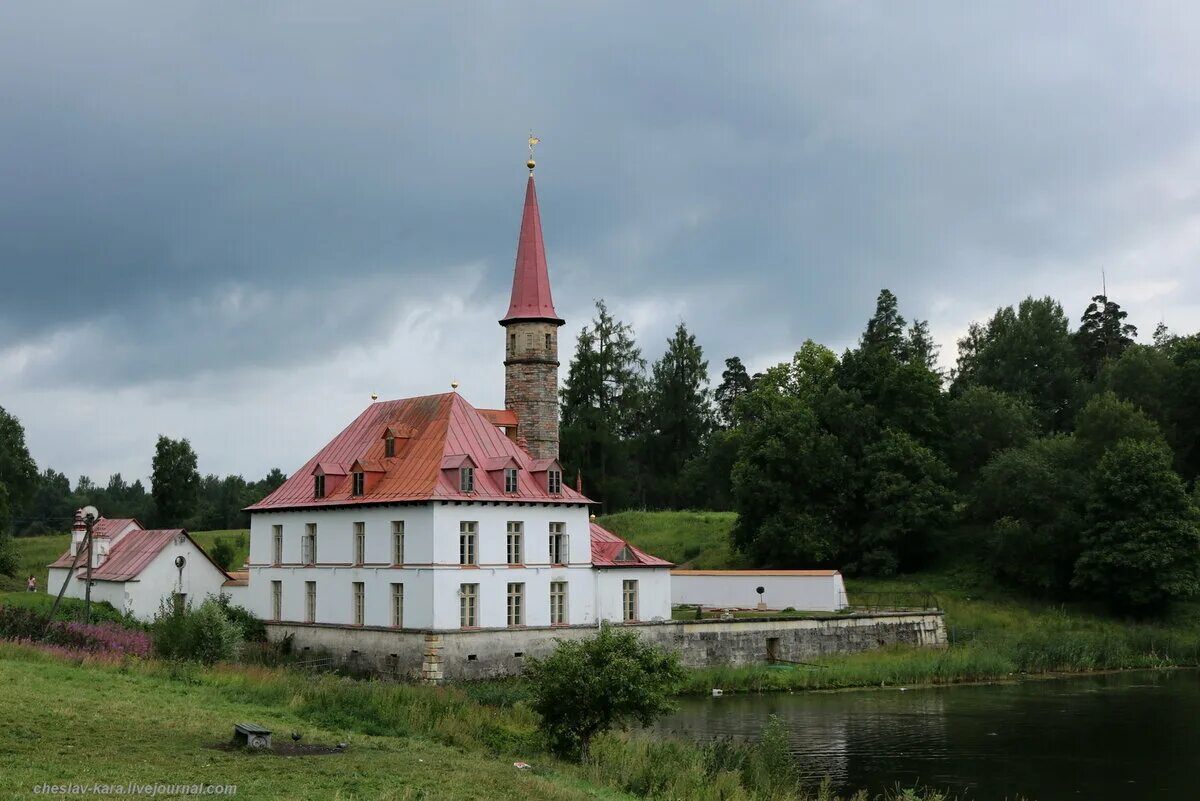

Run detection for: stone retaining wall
[[266, 611, 946, 683]]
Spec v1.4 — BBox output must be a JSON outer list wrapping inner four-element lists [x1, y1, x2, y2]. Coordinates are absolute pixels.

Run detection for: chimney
[[69, 509, 86, 558]]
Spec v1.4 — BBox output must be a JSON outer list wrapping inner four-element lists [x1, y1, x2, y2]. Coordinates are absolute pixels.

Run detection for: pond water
[[657, 670, 1199, 801]]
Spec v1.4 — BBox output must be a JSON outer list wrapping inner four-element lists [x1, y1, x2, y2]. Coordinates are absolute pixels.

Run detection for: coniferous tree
[[901, 319, 940, 373], [1075, 294, 1137, 378], [643, 323, 713, 507], [560, 300, 646, 511], [861, 289, 906, 357], [714, 356, 753, 429]]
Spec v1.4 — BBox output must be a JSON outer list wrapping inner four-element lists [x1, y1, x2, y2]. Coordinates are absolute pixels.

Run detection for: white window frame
[[623, 579, 639, 622], [507, 582, 524, 627], [270, 580, 282, 622], [504, 467, 519, 494], [305, 581, 316, 623], [549, 522, 567, 565], [353, 521, 365, 565], [303, 523, 317, 564], [460, 466, 475, 492], [351, 471, 365, 496], [271, 525, 283, 565], [392, 521, 405, 565], [506, 521, 523, 565], [391, 583, 404, 628], [550, 581, 567, 625], [548, 469, 562, 494], [352, 581, 365, 626], [460, 583, 478, 628], [459, 521, 477, 565], [314, 474, 325, 499]]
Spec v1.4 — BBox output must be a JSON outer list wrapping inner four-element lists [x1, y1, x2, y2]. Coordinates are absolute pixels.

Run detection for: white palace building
[[241, 155, 673, 649]]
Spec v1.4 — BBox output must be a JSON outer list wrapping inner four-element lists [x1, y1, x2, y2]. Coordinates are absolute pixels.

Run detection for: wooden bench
[[233, 722, 272, 750]]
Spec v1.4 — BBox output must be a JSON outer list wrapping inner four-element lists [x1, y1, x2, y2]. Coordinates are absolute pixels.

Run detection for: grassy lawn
[[0, 644, 635, 801], [597, 511, 740, 569]]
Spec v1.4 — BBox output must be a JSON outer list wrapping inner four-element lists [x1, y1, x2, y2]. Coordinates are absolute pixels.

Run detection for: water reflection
[[658, 671, 1200, 801]]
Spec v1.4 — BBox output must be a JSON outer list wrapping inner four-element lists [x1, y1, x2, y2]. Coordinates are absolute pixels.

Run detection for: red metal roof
[[247, 392, 591, 511], [589, 522, 673, 568], [500, 175, 563, 325], [81, 529, 185, 582], [47, 518, 141, 569]]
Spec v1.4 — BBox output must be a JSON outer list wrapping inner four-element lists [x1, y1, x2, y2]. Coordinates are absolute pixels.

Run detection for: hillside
[[595, 511, 741, 569]]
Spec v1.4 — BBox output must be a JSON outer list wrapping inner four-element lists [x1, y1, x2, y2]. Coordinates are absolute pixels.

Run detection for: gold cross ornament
[[527, 132, 540, 172]]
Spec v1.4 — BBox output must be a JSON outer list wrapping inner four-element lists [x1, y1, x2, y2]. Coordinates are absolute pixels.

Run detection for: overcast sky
[[3, 2, 1199, 484]]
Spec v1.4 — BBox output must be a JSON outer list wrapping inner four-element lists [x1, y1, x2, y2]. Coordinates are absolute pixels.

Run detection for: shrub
[[524, 623, 685, 761], [210, 537, 236, 571], [151, 597, 243, 664], [214, 595, 266, 642]]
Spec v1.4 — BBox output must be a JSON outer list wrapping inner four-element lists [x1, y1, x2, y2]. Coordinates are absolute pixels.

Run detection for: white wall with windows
[[246, 501, 650, 630], [595, 568, 673, 623]]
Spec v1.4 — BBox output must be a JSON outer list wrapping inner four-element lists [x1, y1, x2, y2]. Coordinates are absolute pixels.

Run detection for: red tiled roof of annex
[[589, 522, 673, 568], [246, 392, 590, 511]]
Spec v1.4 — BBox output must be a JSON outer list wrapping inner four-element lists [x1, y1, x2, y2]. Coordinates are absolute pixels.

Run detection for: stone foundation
[[266, 611, 946, 683]]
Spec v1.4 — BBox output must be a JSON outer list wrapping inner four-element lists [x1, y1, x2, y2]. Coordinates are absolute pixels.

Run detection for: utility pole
[[83, 510, 96, 625], [45, 506, 99, 638]]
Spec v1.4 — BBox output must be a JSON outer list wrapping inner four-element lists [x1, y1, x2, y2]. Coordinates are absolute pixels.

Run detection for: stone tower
[[500, 164, 564, 461]]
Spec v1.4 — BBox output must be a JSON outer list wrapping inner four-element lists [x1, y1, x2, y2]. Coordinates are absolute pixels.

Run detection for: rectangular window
[[623, 580, 639, 622], [545, 332, 552, 352], [385, 436, 396, 458], [391, 583, 404, 628], [507, 582, 524, 627], [353, 522, 365, 565], [510, 333, 516, 354], [459, 583, 478, 628], [351, 471, 365, 496], [459, 521, 477, 565], [504, 467, 519, 494], [271, 580, 282, 621], [506, 521, 523, 564], [392, 520, 405, 565], [550, 581, 567, 625], [460, 466, 474, 492], [313, 474, 325, 498], [548, 469, 562, 494], [352, 582, 365, 626], [305, 581, 316, 623], [303, 523, 317, 564], [272, 525, 283, 565], [549, 522, 568, 565]]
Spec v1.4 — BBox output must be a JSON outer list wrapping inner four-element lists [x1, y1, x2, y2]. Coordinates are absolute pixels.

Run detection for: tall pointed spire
[[500, 171, 564, 325]]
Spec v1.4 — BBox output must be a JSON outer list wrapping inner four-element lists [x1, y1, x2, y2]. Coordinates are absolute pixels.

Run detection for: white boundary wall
[[671, 570, 848, 612]]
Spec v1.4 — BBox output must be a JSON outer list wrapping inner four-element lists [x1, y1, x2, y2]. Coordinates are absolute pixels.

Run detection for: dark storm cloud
[[2, 1, 1199, 392]]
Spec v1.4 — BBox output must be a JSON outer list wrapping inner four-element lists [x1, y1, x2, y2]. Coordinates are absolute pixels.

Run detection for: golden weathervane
[[527, 132, 540, 172]]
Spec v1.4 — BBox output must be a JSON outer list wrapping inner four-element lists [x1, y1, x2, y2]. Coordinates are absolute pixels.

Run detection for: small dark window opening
[[385, 436, 395, 458], [513, 651, 524, 658], [767, 637, 780, 664], [510, 333, 516, 354], [467, 654, 478, 661], [314, 474, 325, 499], [544, 333, 552, 352], [351, 471, 365, 496]]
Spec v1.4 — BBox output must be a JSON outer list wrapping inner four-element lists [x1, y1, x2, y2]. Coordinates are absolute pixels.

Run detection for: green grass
[[597, 511, 741, 568], [190, 529, 251, 570], [0, 642, 953, 801]]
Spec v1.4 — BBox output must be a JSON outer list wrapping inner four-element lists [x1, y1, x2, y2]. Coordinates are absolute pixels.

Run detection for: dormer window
[[460, 466, 475, 492], [385, 436, 395, 458], [314, 474, 326, 499], [615, 545, 635, 562], [548, 469, 562, 495], [351, 471, 365, 496], [504, 467, 519, 494]]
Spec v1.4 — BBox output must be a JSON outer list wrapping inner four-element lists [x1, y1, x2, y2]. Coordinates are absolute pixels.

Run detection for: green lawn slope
[[596, 511, 740, 569]]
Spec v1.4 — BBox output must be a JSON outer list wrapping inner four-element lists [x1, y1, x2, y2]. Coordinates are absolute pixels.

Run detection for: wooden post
[[83, 513, 95, 625]]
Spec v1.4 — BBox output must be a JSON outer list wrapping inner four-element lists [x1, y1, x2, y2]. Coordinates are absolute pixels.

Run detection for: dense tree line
[[0, 414, 285, 553], [558, 291, 1200, 614]]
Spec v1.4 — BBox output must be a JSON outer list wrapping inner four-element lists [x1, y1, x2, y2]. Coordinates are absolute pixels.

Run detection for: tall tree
[[151, 435, 200, 526], [1164, 334, 1200, 480], [944, 386, 1037, 486], [714, 356, 753, 429], [1075, 294, 1137, 378], [1073, 439, 1200, 613], [861, 289, 906, 357], [643, 323, 714, 508], [901, 319, 940, 373], [559, 300, 646, 511], [951, 296, 1082, 432], [0, 406, 38, 527]]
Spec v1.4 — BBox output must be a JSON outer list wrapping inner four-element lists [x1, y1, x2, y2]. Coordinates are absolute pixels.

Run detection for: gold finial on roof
[[527, 131, 540, 173], [370, 392, 379, 402], [451, 381, 460, 391]]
